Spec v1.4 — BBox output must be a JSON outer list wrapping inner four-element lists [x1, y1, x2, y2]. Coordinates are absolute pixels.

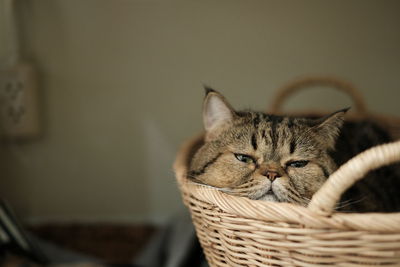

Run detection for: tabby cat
[[188, 88, 400, 212]]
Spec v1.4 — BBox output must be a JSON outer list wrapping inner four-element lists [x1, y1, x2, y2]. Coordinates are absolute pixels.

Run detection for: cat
[[188, 88, 400, 212]]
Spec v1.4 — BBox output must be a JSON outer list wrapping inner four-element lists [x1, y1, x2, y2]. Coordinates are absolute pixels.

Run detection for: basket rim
[[174, 134, 400, 232]]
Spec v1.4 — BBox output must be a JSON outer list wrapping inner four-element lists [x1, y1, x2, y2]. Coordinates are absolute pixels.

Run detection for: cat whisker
[[336, 197, 364, 205], [187, 180, 218, 188], [236, 181, 256, 189], [186, 181, 242, 196], [230, 186, 256, 193], [287, 187, 311, 202], [287, 194, 309, 206], [228, 182, 263, 193], [335, 197, 368, 210], [218, 187, 234, 193], [287, 187, 302, 198], [285, 187, 310, 206]]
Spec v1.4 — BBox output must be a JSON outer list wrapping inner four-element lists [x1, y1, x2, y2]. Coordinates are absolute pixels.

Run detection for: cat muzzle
[[262, 170, 281, 181]]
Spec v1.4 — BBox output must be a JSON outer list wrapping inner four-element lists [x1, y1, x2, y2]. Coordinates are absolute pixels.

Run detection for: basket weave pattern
[[175, 77, 400, 266], [175, 136, 400, 266]]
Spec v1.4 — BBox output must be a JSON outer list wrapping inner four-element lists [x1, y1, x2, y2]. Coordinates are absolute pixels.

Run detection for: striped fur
[[188, 89, 400, 212], [189, 90, 343, 206]]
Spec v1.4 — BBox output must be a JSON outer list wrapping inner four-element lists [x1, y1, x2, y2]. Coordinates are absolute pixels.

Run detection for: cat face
[[188, 89, 347, 206]]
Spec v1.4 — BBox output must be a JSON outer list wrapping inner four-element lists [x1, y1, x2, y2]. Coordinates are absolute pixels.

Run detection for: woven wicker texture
[[268, 76, 400, 140], [174, 77, 400, 266], [268, 76, 368, 115]]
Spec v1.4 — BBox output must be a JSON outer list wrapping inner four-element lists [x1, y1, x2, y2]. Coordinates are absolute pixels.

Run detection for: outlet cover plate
[[0, 63, 40, 138]]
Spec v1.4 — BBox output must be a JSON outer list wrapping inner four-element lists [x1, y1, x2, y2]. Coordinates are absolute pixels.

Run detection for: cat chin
[[258, 193, 279, 202]]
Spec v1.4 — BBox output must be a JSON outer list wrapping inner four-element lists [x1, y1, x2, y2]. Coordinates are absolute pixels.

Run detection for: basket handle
[[308, 140, 400, 215], [269, 76, 368, 114]]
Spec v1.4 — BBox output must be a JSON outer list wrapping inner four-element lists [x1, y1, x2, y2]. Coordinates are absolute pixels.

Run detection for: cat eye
[[234, 154, 255, 164], [287, 160, 309, 168]]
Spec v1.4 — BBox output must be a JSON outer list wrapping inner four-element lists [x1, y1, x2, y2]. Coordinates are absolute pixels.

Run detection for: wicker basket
[[174, 77, 400, 266], [268, 76, 400, 139]]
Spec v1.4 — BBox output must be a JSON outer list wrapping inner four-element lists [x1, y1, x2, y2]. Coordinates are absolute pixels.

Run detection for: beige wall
[[0, 0, 399, 224]]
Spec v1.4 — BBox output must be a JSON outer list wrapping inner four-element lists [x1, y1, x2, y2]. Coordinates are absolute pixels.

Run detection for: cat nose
[[262, 170, 281, 181]]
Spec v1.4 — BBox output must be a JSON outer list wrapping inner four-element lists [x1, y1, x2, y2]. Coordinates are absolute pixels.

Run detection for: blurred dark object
[[135, 210, 207, 267], [1, 233, 102, 266], [28, 223, 156, 265], [0, 200, 48, 264]]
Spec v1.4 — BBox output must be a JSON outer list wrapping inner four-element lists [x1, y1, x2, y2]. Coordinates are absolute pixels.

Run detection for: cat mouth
[[257, 189, 280, 202]]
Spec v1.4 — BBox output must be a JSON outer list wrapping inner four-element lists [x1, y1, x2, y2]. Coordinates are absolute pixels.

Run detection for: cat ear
[[312, 108, 349, 149], [202, 87, 236, 134]]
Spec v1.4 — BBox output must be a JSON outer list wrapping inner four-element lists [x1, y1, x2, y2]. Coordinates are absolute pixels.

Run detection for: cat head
[[188, 88, 348, 206]]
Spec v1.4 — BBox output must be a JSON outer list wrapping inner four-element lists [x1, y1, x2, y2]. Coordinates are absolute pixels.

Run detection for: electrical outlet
[[0, 63, 40, 138]]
